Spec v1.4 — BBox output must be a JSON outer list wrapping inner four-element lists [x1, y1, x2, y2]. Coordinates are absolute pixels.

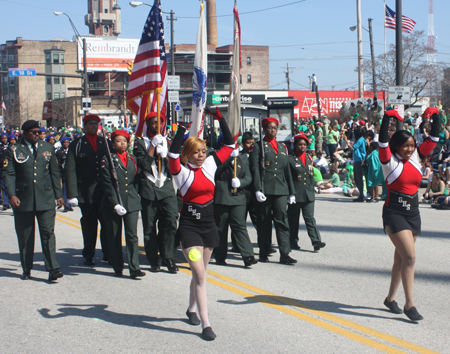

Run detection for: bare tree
[[361, 30, 443, 105]]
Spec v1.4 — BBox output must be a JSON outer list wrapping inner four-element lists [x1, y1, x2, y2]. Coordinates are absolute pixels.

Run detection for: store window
[[54, 77, 60, 84], [247, 56, 251, 65]]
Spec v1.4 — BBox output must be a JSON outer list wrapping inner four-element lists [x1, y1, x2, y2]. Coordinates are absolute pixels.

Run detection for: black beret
[[242, 132, 254, 141], [21, 120, 40, 132]]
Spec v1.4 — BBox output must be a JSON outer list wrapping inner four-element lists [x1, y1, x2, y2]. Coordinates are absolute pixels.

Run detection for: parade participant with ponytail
[[379, 107, 439, 321], [168, 108, 234, 341]]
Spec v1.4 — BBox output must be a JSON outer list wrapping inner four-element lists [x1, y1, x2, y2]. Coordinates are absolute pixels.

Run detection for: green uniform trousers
[[14, 208, 60, 273], [231, 198, 258, 251], [214, 204, 254, 261], [141, 195, 178, 266], [79, 203, 109, 260], [287, 200, 321, 245], [256, 195, 291, 257], [104, 210, 141, 272]]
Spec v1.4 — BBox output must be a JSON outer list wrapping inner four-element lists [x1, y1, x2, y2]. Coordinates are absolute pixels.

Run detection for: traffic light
[[127, 61, 134, 75]]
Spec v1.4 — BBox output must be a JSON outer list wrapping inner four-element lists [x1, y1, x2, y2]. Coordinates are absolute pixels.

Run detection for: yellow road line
[[205, 269, 439, 354], [178, 267, 407, 354], [55, 215, 439, 354]]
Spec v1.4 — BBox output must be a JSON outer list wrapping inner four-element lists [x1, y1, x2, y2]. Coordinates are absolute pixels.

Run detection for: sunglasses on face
[[29, 130, 40, 135]]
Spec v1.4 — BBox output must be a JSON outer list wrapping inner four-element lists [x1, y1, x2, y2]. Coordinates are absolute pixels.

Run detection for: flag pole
[[157, 89, 161, 174], [384, 0, 387, 89]]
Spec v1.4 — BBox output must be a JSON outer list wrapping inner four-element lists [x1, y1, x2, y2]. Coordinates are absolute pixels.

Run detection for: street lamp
[[350, 18, 377, 99], [54, 11, 88, 99], [129, 1, 147, 7]]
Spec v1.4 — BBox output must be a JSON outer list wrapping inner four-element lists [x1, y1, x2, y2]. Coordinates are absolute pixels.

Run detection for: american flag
[[127, 0, 167, 136], [385, 5, 416, 34]]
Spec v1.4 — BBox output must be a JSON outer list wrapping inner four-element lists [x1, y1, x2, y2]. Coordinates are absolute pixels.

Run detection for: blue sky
[[1, 0, 449, 91]]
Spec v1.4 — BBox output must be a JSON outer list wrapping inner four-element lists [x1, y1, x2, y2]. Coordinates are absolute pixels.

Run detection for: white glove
[[156, 144, 168, 158], [255, 191, 267, 203], [151, 134, 164, 147], [230, 149, 240, 158], [67, 198, 78, 206], [114, 204, 127, 216], [231, 178, 241, 189], [288, 195, 296, 204]]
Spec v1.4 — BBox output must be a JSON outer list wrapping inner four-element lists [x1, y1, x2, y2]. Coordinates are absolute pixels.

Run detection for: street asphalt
[[0, 193, 449, 354]]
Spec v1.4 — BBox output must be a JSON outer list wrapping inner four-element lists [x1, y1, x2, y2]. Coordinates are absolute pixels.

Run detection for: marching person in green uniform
[[249, 117, 297, 265], [100, 130, 145, 278], [3, 120, 64, 281], [214, 146, 258, 267], [65, 114, 110, 266], [133, 112, 179, 273], [287, 134, 326, 251]]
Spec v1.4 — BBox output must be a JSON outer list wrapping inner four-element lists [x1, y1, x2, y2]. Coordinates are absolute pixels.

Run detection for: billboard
[[288, 90, 386, 119], [78, 37, 139, 72]]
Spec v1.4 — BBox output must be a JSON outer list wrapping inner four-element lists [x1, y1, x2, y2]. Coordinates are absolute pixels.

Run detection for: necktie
[[32, 145, 37, 159]]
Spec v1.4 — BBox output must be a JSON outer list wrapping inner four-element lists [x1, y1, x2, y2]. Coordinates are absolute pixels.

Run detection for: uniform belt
[[183, 199, 214, 209], [389, 190, 418, 211]]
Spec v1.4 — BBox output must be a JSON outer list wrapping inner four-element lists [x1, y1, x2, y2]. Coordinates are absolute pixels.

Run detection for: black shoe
[[215, 259, 227, 266], [130, 270, 146, 279], [383, 298, 403, 314], [404, 306, 424, 321], [83, 258, 95, 266], [258, 255, 269, 263], [243, 256, 258, 267], [313, 242, 326, 251], [372, 197, 379, 203], [186, 310, 201, 326], [3, 205, 11, 211], [114, 270, 123, 277], [229, 247, 240, 253], [48, 270, 64, 281], [352, 198, 365, 202], [20, 271, 31, 280], [268, 248, 277, 255], [149, 264, 161, 273], [279, 254, 297, 264], [162, 258, 178, 273], [291, 242, 301, 250], [201, 327, 216, 341]]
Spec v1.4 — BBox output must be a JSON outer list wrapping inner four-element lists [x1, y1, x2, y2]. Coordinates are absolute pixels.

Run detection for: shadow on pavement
[[219, 295, 419, 323], [37, 304, 200, 335]]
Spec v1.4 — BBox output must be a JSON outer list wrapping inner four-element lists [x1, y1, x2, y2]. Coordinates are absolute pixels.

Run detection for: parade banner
[[190, 1, 207, 138]]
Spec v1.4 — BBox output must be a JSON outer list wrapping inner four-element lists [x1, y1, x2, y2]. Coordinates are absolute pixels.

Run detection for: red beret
[[111, 129, 130, 142], [293, 134, 309, 143], [145, 112, 158, 120], [262, 117, 279, 128], [83, 114, 101, 123], [422, 107, 439, 119]]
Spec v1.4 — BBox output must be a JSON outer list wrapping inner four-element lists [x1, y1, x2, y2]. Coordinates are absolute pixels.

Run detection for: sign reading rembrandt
[[78, 37, 140, 72]]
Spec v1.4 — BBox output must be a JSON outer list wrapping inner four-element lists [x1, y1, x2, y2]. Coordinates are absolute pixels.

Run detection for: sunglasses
[[29, 130, 40, 135]]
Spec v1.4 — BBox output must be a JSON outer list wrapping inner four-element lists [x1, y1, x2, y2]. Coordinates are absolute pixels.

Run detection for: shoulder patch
[[101, 159, 106, 168], [3, 159, 7, 168]]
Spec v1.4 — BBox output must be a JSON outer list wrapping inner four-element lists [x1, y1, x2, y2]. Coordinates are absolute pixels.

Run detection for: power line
[[178, 0, 307, 19]]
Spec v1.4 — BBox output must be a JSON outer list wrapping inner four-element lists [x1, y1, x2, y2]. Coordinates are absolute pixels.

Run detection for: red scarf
[[296, 151, 306, 165], [147, 132, 156, 139], [85, 133, 97, 152], [117, 151, 128, 166], [265, 137, 278, 154]]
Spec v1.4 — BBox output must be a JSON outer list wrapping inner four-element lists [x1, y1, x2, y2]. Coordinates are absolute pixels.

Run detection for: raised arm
[[418, 107, 439, 158]]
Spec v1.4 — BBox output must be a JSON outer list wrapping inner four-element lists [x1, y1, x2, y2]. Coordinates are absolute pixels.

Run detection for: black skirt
[[383, 191, 421, 235], [177, 200, 219, 249]]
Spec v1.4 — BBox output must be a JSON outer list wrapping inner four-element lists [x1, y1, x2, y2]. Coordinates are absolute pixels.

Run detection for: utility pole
[[283, 63, 300, 91], [83, 38, 88, 98], [396, 0, 403, 129], [356, 0, 364, 99], [167, 10, 177, 125], [368, 18, 377, 99]]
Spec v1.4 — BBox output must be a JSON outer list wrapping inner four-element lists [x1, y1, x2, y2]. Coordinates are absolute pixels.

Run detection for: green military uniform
[[249, 139, 295, 259], [133, 136, 178, 267], [100, 152, 142, 273], [214, 154, 255, 263], [65, 135, 109, 261], [287, 153, 322, 247], [3, 139, 63, 273]]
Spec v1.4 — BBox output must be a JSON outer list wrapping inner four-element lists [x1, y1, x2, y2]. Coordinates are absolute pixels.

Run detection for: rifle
[[101, 125, 123, 206], [259, 112, 265, 194]]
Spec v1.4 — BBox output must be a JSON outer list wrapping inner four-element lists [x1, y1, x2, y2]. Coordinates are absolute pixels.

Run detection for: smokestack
[[206, 0, 218, 47]]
